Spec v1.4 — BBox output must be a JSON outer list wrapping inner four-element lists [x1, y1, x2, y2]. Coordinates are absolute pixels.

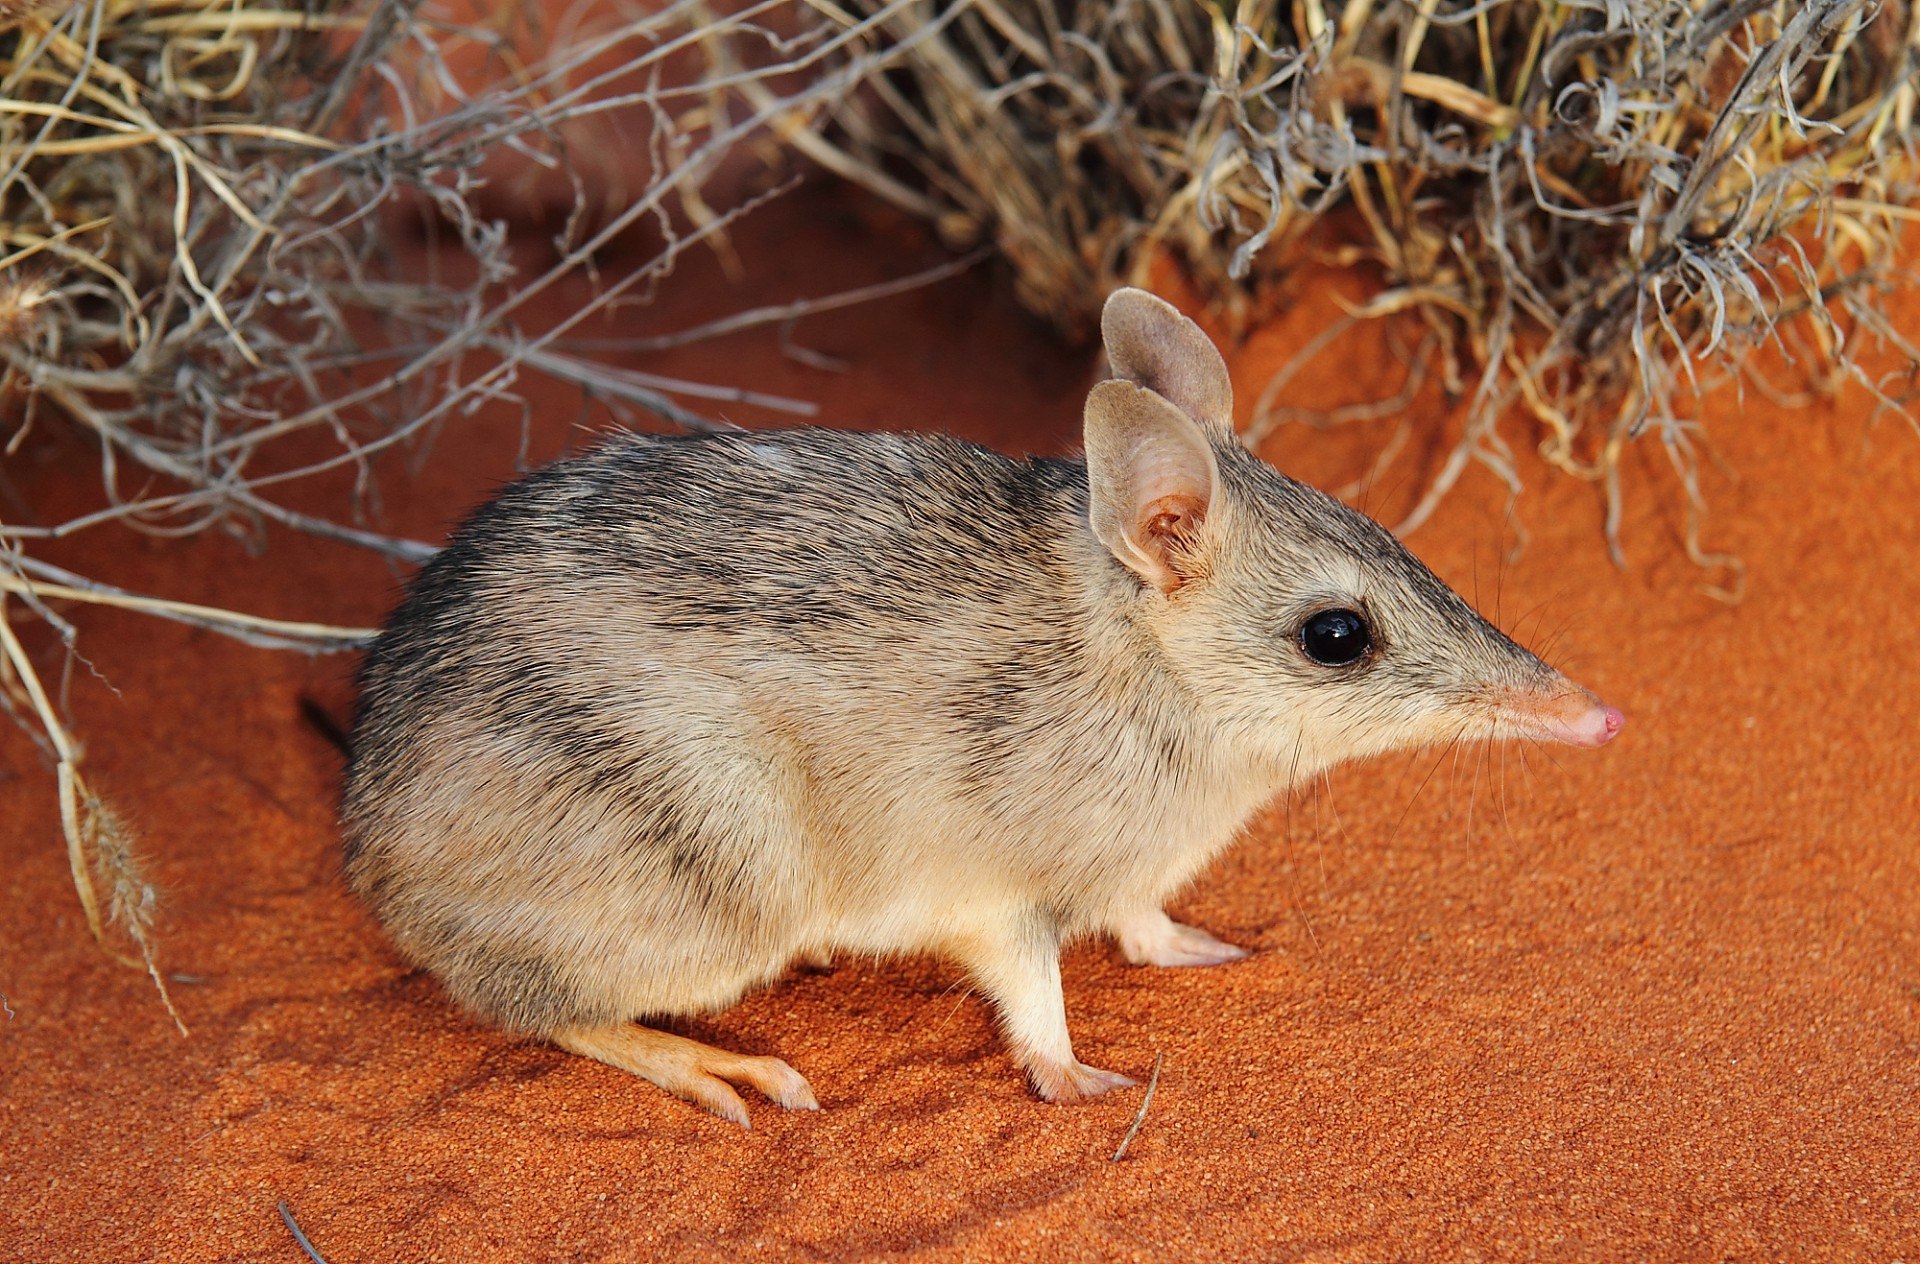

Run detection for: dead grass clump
[[0, 0, 466, 993], [724, 0, 1920, 560], [1, 0, 959, 1003]]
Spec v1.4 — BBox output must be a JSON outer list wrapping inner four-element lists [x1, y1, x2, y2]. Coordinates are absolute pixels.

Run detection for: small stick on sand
[[1110, 1052, 1164, 1162], [277, 1201, 330, 1264]]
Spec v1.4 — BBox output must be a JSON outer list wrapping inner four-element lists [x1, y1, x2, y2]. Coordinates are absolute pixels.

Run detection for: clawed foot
[[1117, 912, 1249, 968], [1027, 1058, 1138, 1103], [555, 1024, 819, 1129], [675, 1050, 820, 1128]]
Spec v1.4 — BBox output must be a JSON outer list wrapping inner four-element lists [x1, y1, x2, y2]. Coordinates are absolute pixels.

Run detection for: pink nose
[[1558, 702, 1625, 748]]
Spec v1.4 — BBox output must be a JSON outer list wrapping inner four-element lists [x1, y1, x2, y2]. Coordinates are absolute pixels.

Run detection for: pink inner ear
[[1135, 492, 1209, 592], [1140, 492, 1206, 542]]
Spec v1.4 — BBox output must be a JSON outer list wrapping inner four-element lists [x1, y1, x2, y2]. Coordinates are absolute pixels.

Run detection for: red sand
[[3, 186, 1918, 1261]]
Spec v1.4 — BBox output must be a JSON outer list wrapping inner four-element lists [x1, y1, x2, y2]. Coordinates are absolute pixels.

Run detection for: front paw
[[1119, 915, 1249, 968], [1027, 1058, 1138, 1103]]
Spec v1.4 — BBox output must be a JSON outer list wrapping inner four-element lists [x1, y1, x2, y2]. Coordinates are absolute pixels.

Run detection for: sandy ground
[[3, 185, 1918, 1262]]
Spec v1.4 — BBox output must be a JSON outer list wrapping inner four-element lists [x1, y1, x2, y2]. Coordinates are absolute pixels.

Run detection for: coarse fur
[[342, 288, 1619, 1123]]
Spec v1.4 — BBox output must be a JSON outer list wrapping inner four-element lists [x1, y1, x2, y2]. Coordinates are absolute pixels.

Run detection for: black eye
[[1299, 608, 1373, 666]]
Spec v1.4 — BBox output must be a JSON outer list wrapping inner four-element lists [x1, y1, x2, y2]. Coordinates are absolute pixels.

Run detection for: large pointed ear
[[1084, 379, 1221, 594], [1101, 288, 1235, 438]]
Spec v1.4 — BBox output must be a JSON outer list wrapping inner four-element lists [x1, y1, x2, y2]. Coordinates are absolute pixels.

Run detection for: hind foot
[[554, 1023, 818, 1128]]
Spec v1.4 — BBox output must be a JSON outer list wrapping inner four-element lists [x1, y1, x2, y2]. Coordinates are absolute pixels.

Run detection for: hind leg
[[554, 1023, 818, 1128]]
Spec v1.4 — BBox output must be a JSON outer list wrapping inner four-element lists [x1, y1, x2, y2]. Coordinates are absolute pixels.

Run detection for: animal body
[[343, 288, 1622, 1125]]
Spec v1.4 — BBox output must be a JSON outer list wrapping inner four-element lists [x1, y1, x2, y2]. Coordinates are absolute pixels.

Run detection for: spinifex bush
[[717, 0, 1920, 552], [0, 0, 941, 1004]]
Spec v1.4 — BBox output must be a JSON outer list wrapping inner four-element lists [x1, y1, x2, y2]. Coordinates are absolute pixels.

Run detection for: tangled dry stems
[[0, 0, 966, 1002], [719, 0, 1920, 565], [5, 0, 1917, 1010]]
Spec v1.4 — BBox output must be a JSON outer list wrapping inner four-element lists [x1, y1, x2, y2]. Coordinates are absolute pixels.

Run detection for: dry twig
[[1111, 1051, 1165, 1162]]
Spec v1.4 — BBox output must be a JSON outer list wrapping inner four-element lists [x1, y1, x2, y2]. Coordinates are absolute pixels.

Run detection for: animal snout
[[1528, 691, 1625, 747], [1485, 679, 1624, 748]]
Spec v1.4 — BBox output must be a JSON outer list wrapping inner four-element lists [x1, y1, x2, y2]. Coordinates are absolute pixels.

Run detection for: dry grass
[[7, 0, 1915, 1009], [715, 0, 1920, 565], [0, 0, 963, 1001]]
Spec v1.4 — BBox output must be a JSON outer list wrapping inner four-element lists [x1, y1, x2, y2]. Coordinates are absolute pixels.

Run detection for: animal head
[[1085, 287, 1622, 776]]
